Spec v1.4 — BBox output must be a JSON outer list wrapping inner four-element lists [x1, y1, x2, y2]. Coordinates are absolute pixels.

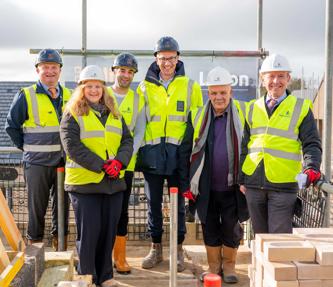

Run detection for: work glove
[[182, 189, 196, 202], [103, 159, 122, 179], [303, 168, 321, 187]]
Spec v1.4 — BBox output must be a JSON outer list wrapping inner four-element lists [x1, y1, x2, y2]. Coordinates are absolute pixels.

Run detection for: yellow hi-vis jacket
[[107, 87, 145, 171], [22, 84, 71, 154], [65, 109, 124, 185], [137, 76, 203, 146], [241, 95, 312, 183], [191, 99, 247, 142]]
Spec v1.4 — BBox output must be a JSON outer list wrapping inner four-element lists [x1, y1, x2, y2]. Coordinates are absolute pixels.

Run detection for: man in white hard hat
[[239, 54, 322, 234], [178, 66, 249, 284]]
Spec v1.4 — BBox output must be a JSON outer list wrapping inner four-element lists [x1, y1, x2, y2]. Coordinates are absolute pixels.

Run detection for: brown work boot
[[141, 243, 163, 269], [222, 245, 238, 284], [200, 245, 223, 282], [177, 244, 185, 272], [113, 236, 131, 274], [52, 235, 68, 251]]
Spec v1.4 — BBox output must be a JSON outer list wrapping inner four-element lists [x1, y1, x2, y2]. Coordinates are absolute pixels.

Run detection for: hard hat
[[206, 66, 233, 86], [154, 36, 180, 56], [35, 49, 63, 67], [78, 65, 105, 84], [260, 53, 291, 74], [112, 53, 138, 72]]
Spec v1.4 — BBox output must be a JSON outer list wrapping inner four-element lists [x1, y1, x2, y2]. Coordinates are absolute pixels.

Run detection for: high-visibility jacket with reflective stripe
[[65, 109, 124, 185], [22, 84, 71, 163], [191, 99, 247, 144], [242, 95, 312, 183], [138, 76, 203, 146], [107, 87, 145, 171]]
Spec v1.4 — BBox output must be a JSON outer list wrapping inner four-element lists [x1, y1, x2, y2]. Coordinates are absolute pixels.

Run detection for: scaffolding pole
[[324, 0, 333, 227], [82, 0, 87, 68]]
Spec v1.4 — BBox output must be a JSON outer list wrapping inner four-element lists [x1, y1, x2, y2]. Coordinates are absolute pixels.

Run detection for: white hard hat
[[260, 54, 291, 74], [78, 65, 105, 84], [206, 66, 233, 86]]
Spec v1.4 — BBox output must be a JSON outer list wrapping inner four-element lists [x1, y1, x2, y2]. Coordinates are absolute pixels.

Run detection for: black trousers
[[143, 172, 186, 244], [24, 163, 69, 240], [245, 188, 297, 234], [117, 171, 133, 236], [201, 190, 243, 248], [70, 191, 123, 285]]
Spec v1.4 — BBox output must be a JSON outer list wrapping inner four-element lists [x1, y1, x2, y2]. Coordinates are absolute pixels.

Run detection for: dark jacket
[[5, 81, 67, 166], [136, 61, 187, 175], [238, 93, 322, 192], [178, 111, 249, 224], [60, 108, 133, 195]]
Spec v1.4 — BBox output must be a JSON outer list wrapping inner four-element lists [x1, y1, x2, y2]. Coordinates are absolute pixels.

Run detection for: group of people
[[5, 36, 322, 287]]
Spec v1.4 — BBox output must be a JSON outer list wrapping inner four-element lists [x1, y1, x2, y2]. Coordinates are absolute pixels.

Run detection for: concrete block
[[263, 260, 297, 281], [45, 251, 74, 268], [37, 264, 73, 287], [10, 257, 35, 287], [298, 280, 322, 287], [294, 261, 333, 279], [255, 253, 264, 287], [25, 242, 45, 286], [72, 274, 92, 284], [264, 241, 315, 262], [293, 228, 333, 243], [255, 233, 302, 253], [248, 264, 254, 280], [57, 281, 89, 287], [310, 241, 333, 265], [251, 239, 257, 266]]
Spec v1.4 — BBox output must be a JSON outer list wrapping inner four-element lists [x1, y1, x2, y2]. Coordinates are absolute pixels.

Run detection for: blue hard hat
[[35, 49, 63, 67]]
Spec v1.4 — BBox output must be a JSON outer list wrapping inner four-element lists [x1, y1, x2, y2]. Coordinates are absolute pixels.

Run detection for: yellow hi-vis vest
[[107, 87, 145, 171], [191, 99, 247, 143], [242, 95, 312, 183], [137, 76, 203, 146], [22, 84, 71, 153], [65, 109, 124, 185]]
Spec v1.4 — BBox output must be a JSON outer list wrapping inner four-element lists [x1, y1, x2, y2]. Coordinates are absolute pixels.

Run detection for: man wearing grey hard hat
[[178, 66, 249, 284], [5, 48, 71, 250], [239, 54, 322, 234]]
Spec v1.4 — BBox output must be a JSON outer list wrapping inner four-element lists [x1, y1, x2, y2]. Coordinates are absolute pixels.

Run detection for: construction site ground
[[109, 244, 251, 287]]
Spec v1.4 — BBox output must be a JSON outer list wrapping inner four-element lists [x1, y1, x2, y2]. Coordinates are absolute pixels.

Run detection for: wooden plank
[[0, 239, 10, 274], [0, 192, 25, 251], [0, 252, 24, 287]]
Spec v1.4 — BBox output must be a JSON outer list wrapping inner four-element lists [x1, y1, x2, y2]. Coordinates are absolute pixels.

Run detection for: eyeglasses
[[157, 56, 178, 63]]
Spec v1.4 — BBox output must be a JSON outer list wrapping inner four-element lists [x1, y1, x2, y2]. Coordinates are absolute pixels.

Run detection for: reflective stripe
[[80, 130, 104, 139], [28, 86, 41, 126], [248, 101, 255, 127], [289, 98, 304, 131], [106, 126, 122, 135], [141, 83, 151, 122], [128, 92, 140, 132], [250, 127, 298, 140], [238, 101, 246, 118], [187, 79, 194, 115], [144, 138, 162, 145], [166, 137, 182, 145], [66, 161, 83, 168], [248, 147, 301, 161], [168, 115, 187, 122], [23, 144, 61, 152], [151, 115, 161, 122], [23, 126, 59, 133], [193, 107, 203, 128]]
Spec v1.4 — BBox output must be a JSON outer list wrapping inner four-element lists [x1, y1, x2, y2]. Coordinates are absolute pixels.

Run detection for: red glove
[[182, 189, 196, 202], [304, 169, 321, 187], [103, 159, 122, 179]]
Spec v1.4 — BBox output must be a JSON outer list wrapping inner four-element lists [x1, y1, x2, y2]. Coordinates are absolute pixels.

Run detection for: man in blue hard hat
[[136, 36, 203, 272], [5, 48, 71, 250]]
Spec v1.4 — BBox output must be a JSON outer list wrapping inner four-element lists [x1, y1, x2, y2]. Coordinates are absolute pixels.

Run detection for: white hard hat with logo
[[78, 65, 105, 84], [206, 66, 233, 86], [260, 54, 291, 74]]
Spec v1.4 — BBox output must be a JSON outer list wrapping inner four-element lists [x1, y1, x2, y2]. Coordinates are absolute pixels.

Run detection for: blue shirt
[[265, 91, 287, 110]]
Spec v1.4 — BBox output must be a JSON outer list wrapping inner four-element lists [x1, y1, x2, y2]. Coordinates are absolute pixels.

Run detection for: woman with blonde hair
[[60, 65, 133, 287]]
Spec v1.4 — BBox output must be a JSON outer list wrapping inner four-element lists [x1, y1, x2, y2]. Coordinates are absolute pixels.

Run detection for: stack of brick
[[248, 228, 333, 287]]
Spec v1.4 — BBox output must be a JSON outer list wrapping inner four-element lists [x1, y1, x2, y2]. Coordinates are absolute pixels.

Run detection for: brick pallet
[[248, 228, 333, 287]]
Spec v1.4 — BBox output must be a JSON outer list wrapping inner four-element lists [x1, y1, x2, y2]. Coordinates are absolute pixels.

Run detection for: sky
[[0, 0, 326, 83]]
